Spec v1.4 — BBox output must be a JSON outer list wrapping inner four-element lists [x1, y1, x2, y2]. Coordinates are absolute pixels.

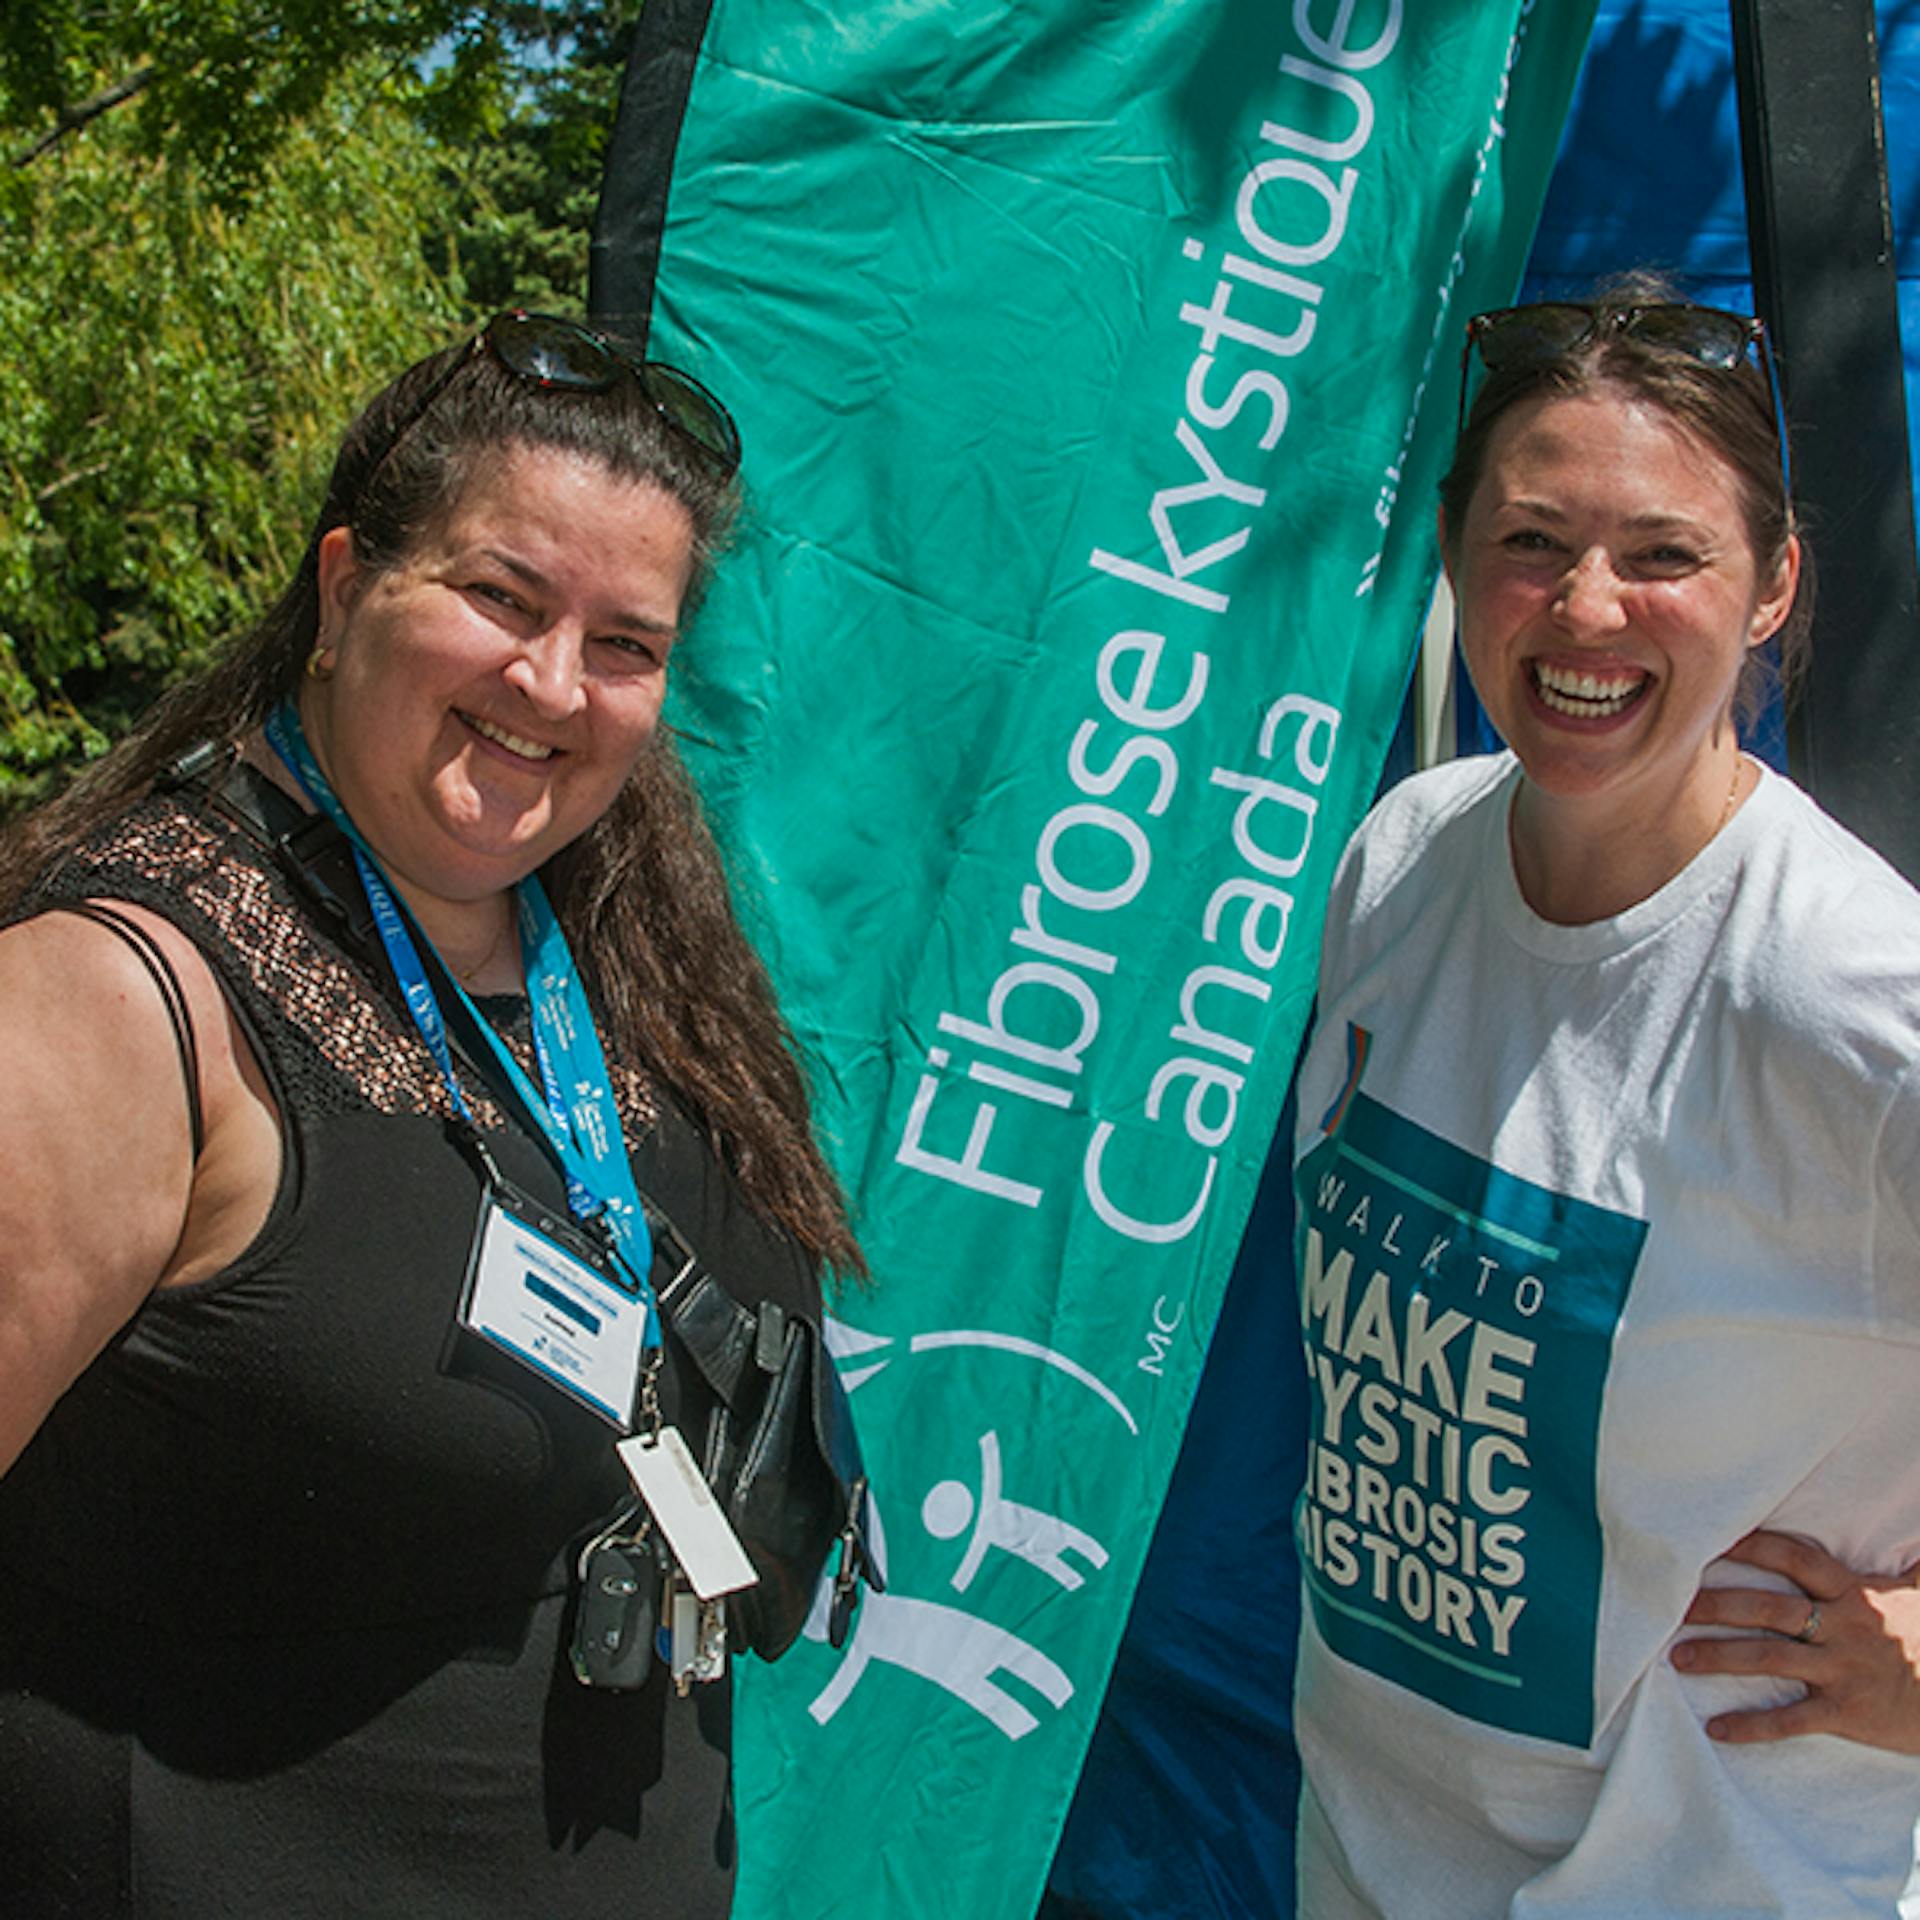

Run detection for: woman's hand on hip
[[1671, 1528, 1920, 1754]]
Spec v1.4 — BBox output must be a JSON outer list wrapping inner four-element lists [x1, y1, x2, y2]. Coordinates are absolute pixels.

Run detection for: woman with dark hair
[[0, 313, 866, 1916], [1289, 275, 1920, 1914]]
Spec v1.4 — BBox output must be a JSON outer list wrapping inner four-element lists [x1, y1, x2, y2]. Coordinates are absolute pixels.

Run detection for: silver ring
[[1792, 1602, 1822, 1645]]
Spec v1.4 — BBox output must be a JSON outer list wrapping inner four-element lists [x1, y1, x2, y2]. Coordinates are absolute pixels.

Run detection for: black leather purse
[[644, 1198, 880, 1656]]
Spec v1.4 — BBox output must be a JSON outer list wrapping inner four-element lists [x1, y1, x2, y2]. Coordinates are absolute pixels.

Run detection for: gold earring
[[306, 641, 335, 681]]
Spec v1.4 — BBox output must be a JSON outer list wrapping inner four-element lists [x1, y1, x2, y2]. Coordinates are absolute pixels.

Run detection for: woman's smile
[[1528, 660, 1649, 720], [460, 710, 560, 762]]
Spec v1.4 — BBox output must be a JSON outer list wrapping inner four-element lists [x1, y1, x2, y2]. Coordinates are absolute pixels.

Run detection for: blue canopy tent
[[1044, 5, 1920, 1914]]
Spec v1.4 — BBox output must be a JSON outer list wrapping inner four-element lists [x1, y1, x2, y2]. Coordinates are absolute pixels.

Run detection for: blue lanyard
[[265, 703, 658, 1343]]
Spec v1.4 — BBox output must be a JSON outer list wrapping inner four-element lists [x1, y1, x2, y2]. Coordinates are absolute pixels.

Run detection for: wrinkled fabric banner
[[596, 2, 1595, 1912]]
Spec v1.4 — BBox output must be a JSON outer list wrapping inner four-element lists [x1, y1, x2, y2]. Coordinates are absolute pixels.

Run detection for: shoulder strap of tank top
[[52, 899, 206, 1163]]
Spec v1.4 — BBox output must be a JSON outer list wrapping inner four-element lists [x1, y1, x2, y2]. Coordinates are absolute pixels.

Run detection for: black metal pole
[[1730, 0, 1920, 880], [587, 0, 721, 349]]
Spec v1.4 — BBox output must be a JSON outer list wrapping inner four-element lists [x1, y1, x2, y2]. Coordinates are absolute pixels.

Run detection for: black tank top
[[0, 775, 820, 1916]]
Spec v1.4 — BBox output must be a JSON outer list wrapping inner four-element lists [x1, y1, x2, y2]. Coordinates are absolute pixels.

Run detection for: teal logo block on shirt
[[1294, 1067, 1647, 1748]]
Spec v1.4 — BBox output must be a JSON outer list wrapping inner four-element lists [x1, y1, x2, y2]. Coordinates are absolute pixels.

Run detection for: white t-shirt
[[1292, 753, 1920, 1918]]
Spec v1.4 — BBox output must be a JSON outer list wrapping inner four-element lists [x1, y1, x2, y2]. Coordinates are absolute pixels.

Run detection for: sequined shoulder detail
[[30, 788, 659, 1138]]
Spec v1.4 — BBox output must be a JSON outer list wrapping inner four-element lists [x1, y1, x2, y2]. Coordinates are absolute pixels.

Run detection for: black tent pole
[[1730, 0, 1920, 881]]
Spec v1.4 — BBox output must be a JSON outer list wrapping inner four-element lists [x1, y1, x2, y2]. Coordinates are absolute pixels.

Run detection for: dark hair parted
[[1439, 271, 1811, 721], [0, 325, 865, 1280]]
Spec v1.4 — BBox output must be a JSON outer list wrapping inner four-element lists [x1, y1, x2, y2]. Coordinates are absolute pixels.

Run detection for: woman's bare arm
[[0, 908, 277, 1477]]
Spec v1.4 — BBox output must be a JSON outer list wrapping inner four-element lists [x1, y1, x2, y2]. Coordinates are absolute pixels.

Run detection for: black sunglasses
[[1458, 300, 1792, 496], [363, 310, 742, 500]]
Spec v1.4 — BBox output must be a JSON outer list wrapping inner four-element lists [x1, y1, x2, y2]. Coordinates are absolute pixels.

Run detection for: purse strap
[[160, 740, 379, 955]]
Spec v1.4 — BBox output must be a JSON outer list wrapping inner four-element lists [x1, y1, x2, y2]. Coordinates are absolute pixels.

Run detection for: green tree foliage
[[0, 91, 463, 805], [2, 1, 510, 206], [435, 4, 640, 315], [0, 1, 636, 807]]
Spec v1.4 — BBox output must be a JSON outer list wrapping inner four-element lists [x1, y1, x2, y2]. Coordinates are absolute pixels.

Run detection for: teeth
[[466, 713, 554, 760], [1532, 663, 1645, 718]]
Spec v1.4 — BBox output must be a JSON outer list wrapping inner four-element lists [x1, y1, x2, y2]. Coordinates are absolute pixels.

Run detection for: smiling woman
[[0, 314, 866, 1918], [1442, 386, 1799, 922], [1288, 274, 1920, 1918], [302, 446, 694, 983]]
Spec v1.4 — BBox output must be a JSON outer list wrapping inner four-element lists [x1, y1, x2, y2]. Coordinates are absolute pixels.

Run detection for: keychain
[[617, 1348, 753, 1691], [570, 1503, 666, 1691]]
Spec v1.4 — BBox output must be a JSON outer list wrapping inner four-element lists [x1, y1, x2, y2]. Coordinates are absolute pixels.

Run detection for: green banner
[[622, 1, 1596, 1911]]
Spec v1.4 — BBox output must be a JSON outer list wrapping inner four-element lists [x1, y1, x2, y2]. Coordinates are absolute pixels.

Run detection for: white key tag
[[617, 1427, 759, 1601]]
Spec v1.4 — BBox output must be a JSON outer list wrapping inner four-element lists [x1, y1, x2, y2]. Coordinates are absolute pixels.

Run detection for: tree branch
[[11, 67, 159, 169], [35, 460, 113, 507]]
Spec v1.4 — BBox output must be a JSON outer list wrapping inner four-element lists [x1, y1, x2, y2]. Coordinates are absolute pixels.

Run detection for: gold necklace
[[450, 908, 513, 988]]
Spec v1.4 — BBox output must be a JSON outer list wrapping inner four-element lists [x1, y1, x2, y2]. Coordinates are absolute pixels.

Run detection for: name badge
[[459, 1183, 648, 1428]]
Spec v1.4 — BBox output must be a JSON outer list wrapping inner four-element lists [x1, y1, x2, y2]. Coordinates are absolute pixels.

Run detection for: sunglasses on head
[[363, 310, 743, 501], [488, 311, 742, 474], [1458, 299, 1791, 496]]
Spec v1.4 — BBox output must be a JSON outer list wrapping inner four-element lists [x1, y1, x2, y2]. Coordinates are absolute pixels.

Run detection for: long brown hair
[[0, 325, 865, 1278]]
